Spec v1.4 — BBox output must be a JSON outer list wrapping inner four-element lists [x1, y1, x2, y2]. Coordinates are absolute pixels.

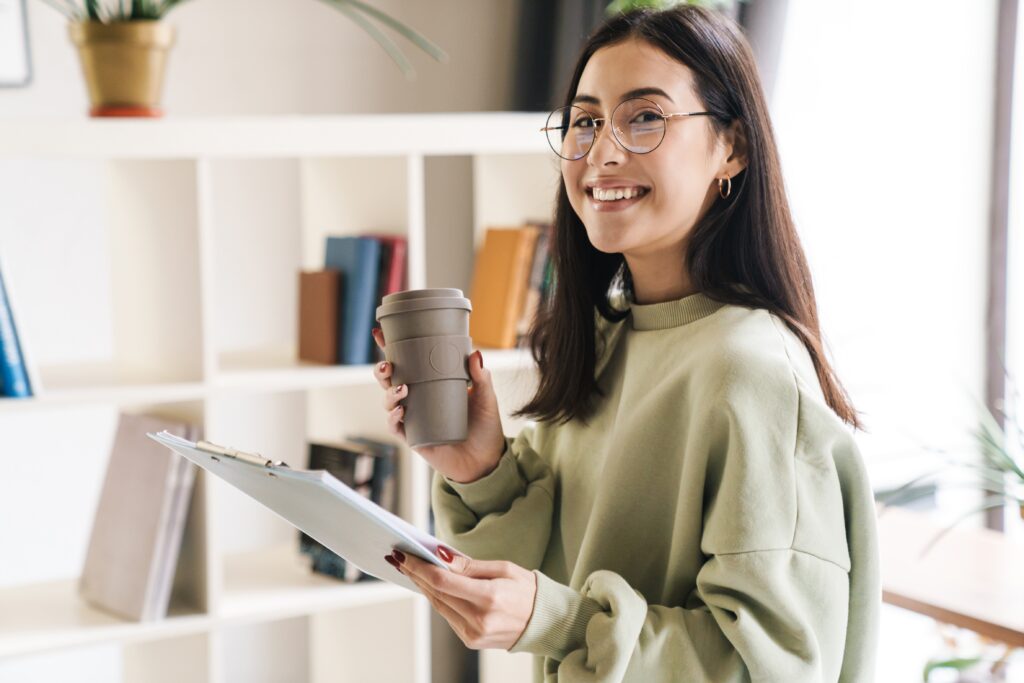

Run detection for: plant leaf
[[319, 0, 416, 79], [919, 495, 1012, 557], [922, 656, 983, 681], [339, 0, 448, 63]]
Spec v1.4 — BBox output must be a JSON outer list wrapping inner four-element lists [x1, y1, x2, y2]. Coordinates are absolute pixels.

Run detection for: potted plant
[[37, 0, 448, 117]]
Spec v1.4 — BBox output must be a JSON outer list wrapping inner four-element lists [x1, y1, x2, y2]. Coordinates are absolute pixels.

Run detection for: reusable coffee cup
[[375, 288, 473, 448]]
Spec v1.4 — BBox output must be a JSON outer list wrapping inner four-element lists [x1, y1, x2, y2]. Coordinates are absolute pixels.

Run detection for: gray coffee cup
[[375, 288, 473, 448]]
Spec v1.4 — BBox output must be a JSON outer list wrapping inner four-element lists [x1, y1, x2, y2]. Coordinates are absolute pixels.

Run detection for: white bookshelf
[[0, 113, 554, 683]]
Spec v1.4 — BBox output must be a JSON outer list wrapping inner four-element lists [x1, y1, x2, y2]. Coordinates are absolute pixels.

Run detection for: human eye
[[631, 110, 662, 124]]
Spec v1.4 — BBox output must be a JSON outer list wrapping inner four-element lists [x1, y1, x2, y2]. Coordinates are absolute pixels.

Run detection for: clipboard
[[147, 430, 452, 594]]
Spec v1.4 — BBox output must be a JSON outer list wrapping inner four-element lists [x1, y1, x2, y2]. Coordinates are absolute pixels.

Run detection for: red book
[[362, 234, 408, 298]]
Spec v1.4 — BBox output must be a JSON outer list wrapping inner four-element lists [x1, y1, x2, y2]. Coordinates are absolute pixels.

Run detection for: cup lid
[[376, 289, 472, 319], [381, 288, 465, 305]]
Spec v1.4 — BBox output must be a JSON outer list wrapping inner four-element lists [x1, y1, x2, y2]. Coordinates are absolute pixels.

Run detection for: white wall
[[1, 0, 518, 117]]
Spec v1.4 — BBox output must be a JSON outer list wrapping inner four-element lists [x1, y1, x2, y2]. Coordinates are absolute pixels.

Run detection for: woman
[[371, 6, 880, 682]]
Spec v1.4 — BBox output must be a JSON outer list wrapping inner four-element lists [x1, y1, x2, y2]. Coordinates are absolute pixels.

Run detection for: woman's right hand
[[372, 327, 507, 484]]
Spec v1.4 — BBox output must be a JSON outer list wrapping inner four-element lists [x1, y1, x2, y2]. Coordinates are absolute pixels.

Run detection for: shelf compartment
[[0, 578, 209, 659], [218, 544, 408, 624]]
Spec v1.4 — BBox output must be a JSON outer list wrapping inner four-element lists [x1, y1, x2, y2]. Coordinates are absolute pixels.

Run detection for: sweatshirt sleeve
[[507, 368, 859, 682], [508, 549, 850, 682], [430, 424, 556, 570]]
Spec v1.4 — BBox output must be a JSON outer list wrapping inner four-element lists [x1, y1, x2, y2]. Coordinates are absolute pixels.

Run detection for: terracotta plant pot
[[68, 20, 175, 118]]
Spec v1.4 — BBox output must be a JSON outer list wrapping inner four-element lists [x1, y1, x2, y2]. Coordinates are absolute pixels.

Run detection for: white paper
[[147, 431, 452, 594]]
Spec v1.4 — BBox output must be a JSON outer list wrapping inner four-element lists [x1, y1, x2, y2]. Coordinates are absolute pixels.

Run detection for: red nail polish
[[478, 351, 484, 369], [438, 546, 453, 563], [393, 550, 406, 564], [384, 555, 398, 569]]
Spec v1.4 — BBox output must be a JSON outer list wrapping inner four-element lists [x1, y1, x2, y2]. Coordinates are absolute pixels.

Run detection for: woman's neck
[[625, 254, 697, 305]]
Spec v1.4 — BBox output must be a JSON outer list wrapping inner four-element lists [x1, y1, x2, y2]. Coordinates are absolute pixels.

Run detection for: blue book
[[0, 264, 31, 398], [324, 236, 382, 365]]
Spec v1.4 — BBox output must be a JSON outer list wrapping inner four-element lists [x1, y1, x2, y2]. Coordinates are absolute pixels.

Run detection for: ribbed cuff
[[441, 438, 524, 517], [508, 570, 604, 661]]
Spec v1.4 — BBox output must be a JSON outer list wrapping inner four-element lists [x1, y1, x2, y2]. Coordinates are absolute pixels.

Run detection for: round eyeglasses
[[541, 97, 714, 161]]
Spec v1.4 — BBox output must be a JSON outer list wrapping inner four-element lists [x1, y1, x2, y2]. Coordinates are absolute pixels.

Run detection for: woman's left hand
[[385, 546, 536, 650]]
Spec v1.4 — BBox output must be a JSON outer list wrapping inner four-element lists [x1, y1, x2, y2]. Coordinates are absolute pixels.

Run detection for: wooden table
[[877, 504, 1024, 647]]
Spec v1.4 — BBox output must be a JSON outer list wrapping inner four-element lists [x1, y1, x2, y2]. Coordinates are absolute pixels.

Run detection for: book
[[297, 269, 341, 365], [362, 234, 408, 365], [300, 437, 400, 583], [79, 413, 201, 621], [324, 236, 382, 365], [0, 258, 32, 398], [516, 221, 552, 347], [363, 233, 408, 298], [468, 225, 541, 349], [346, 435, 399, 518]]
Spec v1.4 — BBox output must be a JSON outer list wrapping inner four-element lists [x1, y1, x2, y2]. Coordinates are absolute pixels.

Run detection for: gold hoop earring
[[717, 176, 732, 199]]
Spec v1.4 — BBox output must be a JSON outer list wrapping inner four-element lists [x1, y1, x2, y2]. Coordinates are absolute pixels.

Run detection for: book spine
[[141, 440, 188, 621], [0, 266, 31, 397], [325, 237, 382, 366], [516, 226, 550, 344], [502, 228, 540, 347]]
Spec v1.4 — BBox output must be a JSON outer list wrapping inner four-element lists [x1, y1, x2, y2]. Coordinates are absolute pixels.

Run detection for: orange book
[[298, 269, 341, 364], [469, 226, 541, 349]]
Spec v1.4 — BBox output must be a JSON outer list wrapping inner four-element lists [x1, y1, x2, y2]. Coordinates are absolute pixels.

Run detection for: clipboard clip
[[196, 439, 290, 469]]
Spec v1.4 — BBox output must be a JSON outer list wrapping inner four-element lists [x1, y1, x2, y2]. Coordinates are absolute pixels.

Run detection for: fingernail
[[384, 555, 398, 569], [437, 545, 454, 563], [478, 351, 484, 369], [393, 384, 404, 395], [379, 361, 387, 373], [393, 550, 406, 564]]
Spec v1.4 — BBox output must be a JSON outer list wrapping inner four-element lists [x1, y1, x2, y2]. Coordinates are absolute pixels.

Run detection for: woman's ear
[[720, 118, 749, 176]]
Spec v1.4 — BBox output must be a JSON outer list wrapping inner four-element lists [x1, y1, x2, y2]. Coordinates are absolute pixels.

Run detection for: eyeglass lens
[[545, 98, 667, 160]]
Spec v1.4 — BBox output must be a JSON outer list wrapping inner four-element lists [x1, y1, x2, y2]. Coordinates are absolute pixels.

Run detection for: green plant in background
[[876, 373, 1023, 556], [873, 373, 1023, 681], [36, 0, 447, 79], [606, 0, 748, 15]]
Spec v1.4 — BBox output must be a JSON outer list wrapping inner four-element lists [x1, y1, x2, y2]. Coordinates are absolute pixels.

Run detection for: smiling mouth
[[586, 186, 651, 203]]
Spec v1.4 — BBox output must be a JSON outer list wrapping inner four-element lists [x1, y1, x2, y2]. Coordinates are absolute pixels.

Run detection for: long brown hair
[[511, 5, 864, 431]]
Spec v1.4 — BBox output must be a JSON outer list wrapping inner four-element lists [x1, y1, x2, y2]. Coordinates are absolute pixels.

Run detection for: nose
[[587, 120, 628, 168]]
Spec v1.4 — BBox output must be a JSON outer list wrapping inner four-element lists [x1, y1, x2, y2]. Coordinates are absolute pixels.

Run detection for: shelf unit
[[0, 113, 556, 683]]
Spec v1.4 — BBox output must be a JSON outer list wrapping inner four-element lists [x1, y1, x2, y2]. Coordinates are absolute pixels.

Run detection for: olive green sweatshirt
[[431, 291, 881, 682]]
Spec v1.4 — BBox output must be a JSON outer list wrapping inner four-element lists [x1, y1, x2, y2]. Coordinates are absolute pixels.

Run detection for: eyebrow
[[571, 87, 675, 106]]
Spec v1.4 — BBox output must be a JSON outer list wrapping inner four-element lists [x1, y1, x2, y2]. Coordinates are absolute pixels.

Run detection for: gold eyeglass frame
[[540, 97, 714, 160]]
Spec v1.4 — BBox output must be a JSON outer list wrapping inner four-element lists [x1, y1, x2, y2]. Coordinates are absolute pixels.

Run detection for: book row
[[79, 412, 402, 623], [298, 222, 554, 366]]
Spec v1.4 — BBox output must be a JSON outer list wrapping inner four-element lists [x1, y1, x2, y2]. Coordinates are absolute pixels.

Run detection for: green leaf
[[922, 656, 983, 681], [339, 0, 448, 63], [320, 0, 416, 80]]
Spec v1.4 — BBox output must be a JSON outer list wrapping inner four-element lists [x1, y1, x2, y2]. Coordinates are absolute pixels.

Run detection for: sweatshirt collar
[[628, 290, 726, 330]]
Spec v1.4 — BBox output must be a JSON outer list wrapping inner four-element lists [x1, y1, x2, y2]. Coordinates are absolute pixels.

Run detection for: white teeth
[[592, 186, 645, 201]]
